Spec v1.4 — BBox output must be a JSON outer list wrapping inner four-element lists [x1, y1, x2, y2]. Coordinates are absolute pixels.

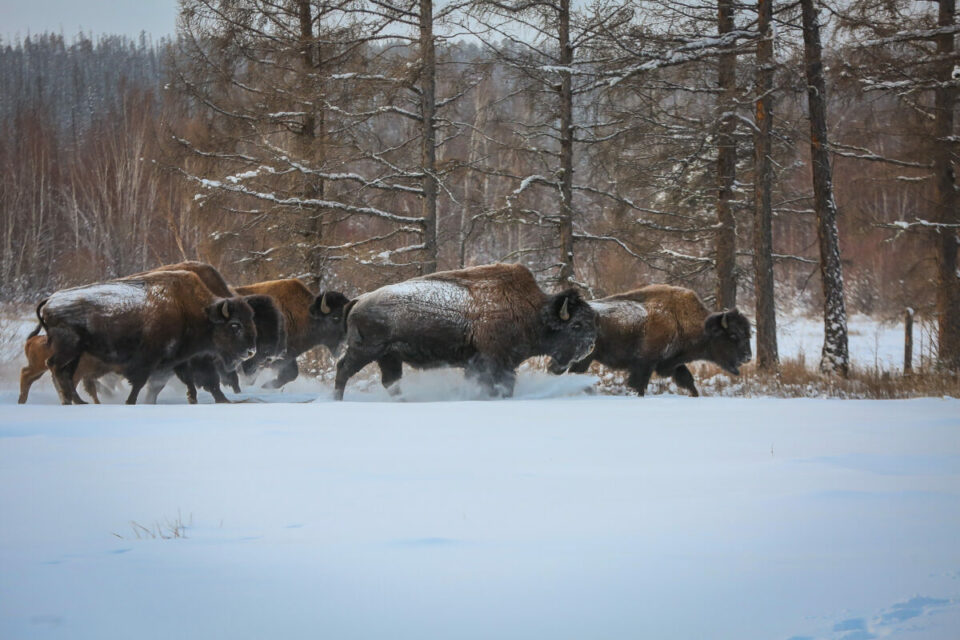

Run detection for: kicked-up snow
[[0, 376, 958, 640]]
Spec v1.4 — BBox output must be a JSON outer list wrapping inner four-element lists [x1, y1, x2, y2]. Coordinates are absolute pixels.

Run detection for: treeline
[[0, 0, 957, 371]]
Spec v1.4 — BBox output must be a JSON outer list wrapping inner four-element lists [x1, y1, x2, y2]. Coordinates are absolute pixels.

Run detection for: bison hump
[[45, 281, 149, 318]]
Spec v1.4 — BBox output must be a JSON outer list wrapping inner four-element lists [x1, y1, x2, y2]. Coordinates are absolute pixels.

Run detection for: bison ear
[[207, 299, 230, 324]]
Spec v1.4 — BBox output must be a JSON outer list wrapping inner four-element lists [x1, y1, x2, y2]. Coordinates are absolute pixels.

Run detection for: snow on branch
[[862, 24, 960, 48], [831, 142, 933, 169], [185, 173, 424, 225], [598, 30, 760, 90], [881, 218, 960, 231]]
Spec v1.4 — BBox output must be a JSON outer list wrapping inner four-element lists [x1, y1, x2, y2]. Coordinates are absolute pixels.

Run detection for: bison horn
[[220, 301, 230, 320], [559, 297, 570, 321], [721, 310, 729, 330], [319, 293, 331, 315]]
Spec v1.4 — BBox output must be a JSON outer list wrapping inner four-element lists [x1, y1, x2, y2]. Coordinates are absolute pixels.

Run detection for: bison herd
[[17, 261, 753, 405]]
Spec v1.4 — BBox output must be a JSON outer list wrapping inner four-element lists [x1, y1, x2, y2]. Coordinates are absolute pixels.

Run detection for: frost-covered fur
[[39, 270, 257, 405], [234, 279, 350, 389], [334, 263, 598, 400], [555, 284, 752, 397]]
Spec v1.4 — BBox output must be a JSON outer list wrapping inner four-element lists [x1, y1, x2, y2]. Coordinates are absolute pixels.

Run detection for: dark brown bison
[[233, 279, 350, 388], [38, 270, 258, 404], [334, 263, 598, 400], [139, 262, 287, 403], [18, 332, 119, 404], [552, 284, 752, 397]]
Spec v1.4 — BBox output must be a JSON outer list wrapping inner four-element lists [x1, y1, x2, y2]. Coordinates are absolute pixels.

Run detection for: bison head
[[240, 294, 287, 371], [206, 297, 258, 369], [704, 308, 752, 375], [538, 289, 598, 369], [308, 291, 352, 351]]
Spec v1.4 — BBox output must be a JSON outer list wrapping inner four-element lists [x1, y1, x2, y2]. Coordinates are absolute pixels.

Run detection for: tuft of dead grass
[[113, 511, 191, 540]]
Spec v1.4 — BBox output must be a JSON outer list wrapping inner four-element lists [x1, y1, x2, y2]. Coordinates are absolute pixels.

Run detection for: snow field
[[1, 394, 959, 639]]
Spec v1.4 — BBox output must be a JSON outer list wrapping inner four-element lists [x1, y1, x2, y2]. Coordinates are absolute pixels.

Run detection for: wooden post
[[904, 307, 914, 374]]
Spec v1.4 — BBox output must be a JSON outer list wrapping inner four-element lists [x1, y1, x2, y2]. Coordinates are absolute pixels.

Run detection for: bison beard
[[333, 263, 598, 400], [556, 285, 752, 397]]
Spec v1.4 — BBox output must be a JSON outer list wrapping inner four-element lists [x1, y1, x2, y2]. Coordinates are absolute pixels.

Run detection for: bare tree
[[800, 0, 849, 375]]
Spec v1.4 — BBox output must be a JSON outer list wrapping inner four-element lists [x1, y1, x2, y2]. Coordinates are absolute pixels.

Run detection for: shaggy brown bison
[[38, 270, 258, 404], [139, 262, 287, 403], [18, 332, 118, 404], [233, 279, 350, 388], [333, 263, 598, 400], [552, 284, 752, 397]]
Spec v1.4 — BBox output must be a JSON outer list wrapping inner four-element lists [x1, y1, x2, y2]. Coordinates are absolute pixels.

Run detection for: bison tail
[[28, 298, 50, 338]]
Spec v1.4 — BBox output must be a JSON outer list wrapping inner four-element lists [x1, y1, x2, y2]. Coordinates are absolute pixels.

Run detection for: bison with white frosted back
[[551, 284, 752, 397], [333, 263, 598, 400], [37, 270, 258, 405]]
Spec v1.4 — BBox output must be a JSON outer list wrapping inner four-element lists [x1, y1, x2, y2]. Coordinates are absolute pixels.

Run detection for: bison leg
[[263, 358, 299, 389], [377, 355, 403, 396], [190, 359, 231, 404], [125, 370, 153, 405], [45, 328, 83, 405], [626, 364, 654, 397], [18, 365, 47, 404], [672, 365, 699, 397], [173, 364, 200, 405], [334, 349, 377, 401], [466, 356, 516, 398], [221, 368, 242, 394], [81, 377, 101, 404]]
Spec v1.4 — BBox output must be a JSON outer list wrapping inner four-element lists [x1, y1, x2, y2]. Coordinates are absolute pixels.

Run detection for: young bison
[[334, 263, 598, 400], [18, 332, 118, 404], [552, 285, 752, 397]]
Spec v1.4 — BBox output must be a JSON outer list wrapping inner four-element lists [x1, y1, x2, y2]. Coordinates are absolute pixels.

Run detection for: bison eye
[[231, 323, 242, 334]]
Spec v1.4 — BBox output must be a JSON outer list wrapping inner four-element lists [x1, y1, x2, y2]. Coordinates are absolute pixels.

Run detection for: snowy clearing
[[1, 379, 959, 639]]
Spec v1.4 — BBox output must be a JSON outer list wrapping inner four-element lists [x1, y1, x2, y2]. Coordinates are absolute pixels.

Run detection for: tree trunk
[[557, 0, 576, 287], [715, 0, 738, 310], [297, 0, 325, 280], [800, 0, 849, 376], [752, 0, 779, 372], [420, 0, 439, 275], [934, 0, 960, 370]]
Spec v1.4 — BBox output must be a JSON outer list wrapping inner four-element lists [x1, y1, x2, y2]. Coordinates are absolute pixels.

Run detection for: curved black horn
[[320, 293, 331, 315], [559, 296, 570, 321]]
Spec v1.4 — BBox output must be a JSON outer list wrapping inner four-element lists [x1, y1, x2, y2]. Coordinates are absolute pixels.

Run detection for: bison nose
[[246, 347, 257, 358]]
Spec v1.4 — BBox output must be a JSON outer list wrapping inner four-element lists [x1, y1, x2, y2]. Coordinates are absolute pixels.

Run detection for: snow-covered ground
[[2, 378, 959, 640], [777, 313, 930, 373]]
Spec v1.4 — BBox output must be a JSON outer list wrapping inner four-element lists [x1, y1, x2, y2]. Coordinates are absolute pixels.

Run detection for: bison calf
[[554, 285, 752, 397], [18, 332, 118, 404], [334, 263, 598, 400]]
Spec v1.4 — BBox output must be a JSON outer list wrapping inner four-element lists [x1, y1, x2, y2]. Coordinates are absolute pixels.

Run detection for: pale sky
[[1, 0, 178, 42]]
